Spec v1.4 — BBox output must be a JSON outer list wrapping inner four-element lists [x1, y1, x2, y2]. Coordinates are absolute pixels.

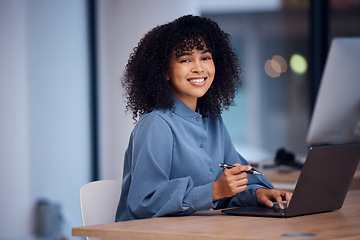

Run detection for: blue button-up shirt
[[116, 97, 273, 221]]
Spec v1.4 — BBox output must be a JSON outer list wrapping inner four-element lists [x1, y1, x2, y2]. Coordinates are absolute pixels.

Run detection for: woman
[[116, 15, 292, 222]]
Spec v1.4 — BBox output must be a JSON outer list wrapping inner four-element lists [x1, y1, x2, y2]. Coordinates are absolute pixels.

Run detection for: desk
[[73, 190, 360, 240]]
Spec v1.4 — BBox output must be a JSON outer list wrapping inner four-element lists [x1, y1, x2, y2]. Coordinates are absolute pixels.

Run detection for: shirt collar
[[171, 97, 203, 125]]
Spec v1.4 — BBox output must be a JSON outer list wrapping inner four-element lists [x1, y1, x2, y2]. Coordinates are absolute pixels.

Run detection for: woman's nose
[[191, 61, 204, 73]]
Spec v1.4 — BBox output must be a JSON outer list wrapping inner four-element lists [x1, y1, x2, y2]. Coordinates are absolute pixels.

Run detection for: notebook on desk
[[222, 144, 360, 218]]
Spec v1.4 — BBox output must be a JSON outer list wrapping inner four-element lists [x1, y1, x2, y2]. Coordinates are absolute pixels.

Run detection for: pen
[[219, 163, 263, 175]]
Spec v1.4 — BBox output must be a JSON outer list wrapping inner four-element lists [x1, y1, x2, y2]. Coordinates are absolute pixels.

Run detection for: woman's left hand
[[255, 188, 293, 209]]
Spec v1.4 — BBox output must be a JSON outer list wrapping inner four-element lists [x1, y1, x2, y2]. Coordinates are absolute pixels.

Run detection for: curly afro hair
[[122, 15, 241, 121]]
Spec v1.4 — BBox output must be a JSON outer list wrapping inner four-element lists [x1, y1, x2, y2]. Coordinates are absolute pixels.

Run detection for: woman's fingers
[[256, 188, 293, 209]]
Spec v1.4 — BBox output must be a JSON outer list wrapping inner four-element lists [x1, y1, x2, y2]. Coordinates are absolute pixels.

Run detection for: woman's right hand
[[212, 163, 252, 202]]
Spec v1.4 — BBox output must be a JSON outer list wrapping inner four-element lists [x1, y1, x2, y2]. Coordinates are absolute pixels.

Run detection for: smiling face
[[167, 44, 215, 111]]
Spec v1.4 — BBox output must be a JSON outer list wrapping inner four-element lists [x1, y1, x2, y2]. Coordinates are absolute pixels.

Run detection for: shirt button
[[210, 167, 214, 172], [196, 116, 200, 121], [200, 143, 204, 148]]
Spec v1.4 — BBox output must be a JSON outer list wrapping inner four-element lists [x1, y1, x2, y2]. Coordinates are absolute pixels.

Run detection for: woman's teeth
[[188, 78, 205, 83]]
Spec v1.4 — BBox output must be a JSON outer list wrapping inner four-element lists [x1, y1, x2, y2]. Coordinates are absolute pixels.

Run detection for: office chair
[[80, 180, 121, 240]]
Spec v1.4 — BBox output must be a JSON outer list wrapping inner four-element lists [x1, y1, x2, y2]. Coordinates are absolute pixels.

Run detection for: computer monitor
[[306, 37, 360, 146]]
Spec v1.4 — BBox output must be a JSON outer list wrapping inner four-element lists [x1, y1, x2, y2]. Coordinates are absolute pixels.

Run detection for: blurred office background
[[0, 0, 359, 239]]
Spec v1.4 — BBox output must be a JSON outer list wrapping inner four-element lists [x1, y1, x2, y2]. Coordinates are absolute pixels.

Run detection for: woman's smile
[[187, 77, 207, 85]]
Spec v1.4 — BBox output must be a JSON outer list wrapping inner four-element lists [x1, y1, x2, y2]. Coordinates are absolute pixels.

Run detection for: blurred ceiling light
[[290, 54, 308, 74], [197, 0, 281, 13], [265, 59, 281, 78], [270, 58, 282, 73], [272, 55, 288, 73], [264, 55, 288, 78]]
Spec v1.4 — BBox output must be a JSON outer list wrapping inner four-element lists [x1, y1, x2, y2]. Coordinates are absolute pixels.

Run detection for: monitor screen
[[307, 37, 360, 146]]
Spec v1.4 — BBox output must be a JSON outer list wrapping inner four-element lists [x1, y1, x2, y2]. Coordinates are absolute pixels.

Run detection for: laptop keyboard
[[272, 202, 288, 210]]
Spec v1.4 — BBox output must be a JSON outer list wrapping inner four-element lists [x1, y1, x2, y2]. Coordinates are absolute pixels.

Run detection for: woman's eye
[[180, 59, 190, 63], [203, 57, 211, 61]]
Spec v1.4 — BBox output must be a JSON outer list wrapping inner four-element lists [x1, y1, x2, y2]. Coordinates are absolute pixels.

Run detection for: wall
[[27, 0, 91, 236], [0, 1, 32, 238], [0, 0, 90, 239]]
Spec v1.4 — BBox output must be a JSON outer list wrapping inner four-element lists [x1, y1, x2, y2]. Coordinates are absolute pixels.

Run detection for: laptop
[[222, 144, 360, 218]]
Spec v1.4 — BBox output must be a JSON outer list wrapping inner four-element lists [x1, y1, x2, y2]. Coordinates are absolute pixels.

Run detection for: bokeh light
[[264, 55, 288, 78], [272, 55, 288, 73], [265, 59, 281, 77], [290, 54, 308, 74]]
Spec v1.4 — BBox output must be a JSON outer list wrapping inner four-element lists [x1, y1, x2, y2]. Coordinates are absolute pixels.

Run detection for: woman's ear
[[165, 72, 170, 81]]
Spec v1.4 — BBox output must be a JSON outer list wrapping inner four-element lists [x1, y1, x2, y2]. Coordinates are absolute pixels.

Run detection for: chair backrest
[[80, 180, 121, 240]]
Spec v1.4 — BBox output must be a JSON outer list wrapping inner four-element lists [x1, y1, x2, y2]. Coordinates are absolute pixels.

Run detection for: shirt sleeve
[[126, 114, 216, 219], [215, 117, 274, 209]]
